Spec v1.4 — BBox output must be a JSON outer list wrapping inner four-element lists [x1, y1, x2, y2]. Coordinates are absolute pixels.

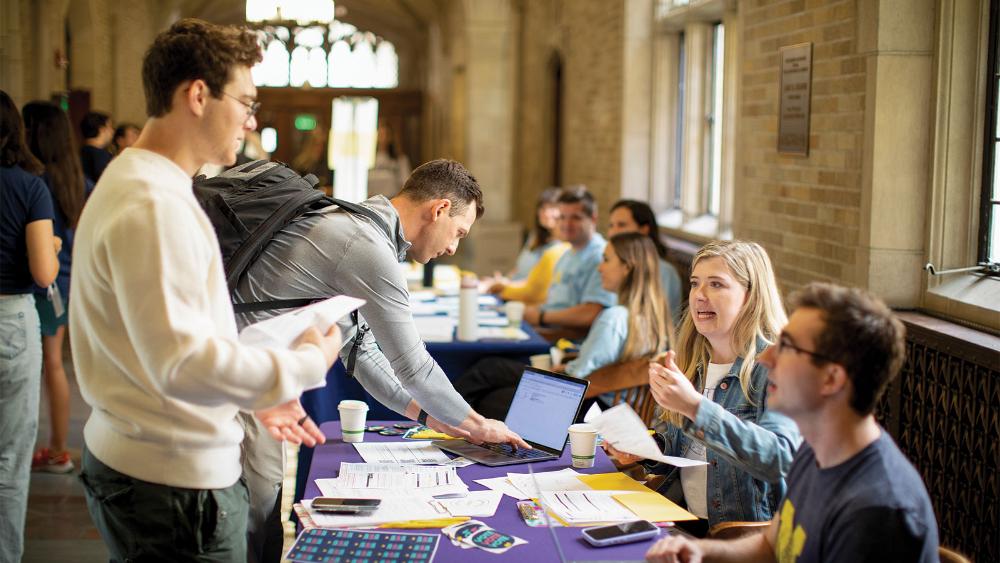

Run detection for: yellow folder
[[577, 472, 651, 493], [612, 492, 697, 522], [577, 472, 697, 522]]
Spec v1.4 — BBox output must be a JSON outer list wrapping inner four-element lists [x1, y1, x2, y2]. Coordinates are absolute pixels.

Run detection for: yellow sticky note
[[379, 517, 469, 529], [408, 429, 456, 440], [578, 472, 651, 493], [613, 492, 697, 522]]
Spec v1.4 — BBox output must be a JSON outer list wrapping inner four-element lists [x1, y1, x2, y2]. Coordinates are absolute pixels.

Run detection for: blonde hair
[[663, 240, 786, 427], [608, 233, 674, 362]]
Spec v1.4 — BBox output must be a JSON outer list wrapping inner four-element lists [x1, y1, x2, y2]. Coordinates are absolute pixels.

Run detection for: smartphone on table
[[581, 520, 660, 547], [310, 497, 382, 514]]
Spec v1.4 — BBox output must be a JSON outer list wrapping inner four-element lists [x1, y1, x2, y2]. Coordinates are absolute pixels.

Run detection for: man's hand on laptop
[[426, 417, 471, 440], [463, 417, 531, 449]]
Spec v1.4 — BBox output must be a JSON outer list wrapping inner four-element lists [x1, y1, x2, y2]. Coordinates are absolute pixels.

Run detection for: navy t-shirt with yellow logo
[[775, 430, 938, 563]]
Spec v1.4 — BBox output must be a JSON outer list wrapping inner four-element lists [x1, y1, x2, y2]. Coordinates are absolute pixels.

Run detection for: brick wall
[[514, 0, 626, 224], [734, 0, 865, 291]]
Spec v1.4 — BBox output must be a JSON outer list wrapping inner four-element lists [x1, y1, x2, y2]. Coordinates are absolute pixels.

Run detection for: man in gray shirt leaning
[[234, 159, 529, 563]]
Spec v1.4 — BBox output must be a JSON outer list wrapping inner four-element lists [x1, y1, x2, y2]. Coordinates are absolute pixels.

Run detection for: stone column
[[462, 0, 516, 222], [857, 0, 935, 306], [619, 0, 653, 202]]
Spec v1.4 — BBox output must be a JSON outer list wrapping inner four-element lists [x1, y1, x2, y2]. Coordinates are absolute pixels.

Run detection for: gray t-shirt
[[233, 195, 471, 426]]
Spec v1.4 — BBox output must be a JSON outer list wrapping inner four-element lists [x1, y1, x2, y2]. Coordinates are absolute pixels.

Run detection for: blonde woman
[[606, 240, 801, 535], [558, 233, 673, 401]]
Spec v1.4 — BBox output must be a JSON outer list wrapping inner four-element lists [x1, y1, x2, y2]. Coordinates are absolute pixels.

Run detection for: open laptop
[[434, 366, 588, 466]]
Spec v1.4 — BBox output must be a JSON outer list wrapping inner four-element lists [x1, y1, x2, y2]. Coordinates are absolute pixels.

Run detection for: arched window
[[350, 39, 376, 88], [375, 42, 399, 88], [251, 22, 397, 89], [253, 39, 290, 87], [328, 40, 352, 87]]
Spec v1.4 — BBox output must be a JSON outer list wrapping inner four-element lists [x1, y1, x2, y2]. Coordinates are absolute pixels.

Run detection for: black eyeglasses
[[223, 92, 261, 121], [776, 334, 833, 363]]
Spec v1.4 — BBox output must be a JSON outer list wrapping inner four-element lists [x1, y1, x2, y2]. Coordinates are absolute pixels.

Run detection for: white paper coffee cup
[[338, 400, 369, 443], [568, 423, 598, 468], [505, 301, 526, 326], [529, 353, 552, 370]]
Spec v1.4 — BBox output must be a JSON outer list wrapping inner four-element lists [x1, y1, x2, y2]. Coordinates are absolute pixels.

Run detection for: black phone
[[311, 497, 382, 514], [581, 520, 660, 547]]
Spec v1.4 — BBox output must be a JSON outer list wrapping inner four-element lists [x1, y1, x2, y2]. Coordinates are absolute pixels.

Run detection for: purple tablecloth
[[302, 421, 656, 562]]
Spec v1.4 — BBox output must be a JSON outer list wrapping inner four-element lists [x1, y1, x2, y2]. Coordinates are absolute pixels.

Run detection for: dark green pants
[[79, 447, 249, 563]]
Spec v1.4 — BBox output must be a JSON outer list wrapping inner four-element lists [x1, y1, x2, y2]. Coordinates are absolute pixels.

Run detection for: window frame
[[978, 0, 999, 265], [923, 0, 1000, 333], [652, 0, 734, 241]]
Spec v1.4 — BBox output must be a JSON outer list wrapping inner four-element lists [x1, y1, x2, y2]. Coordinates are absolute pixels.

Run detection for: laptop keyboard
[[481, 442, 552, 459]]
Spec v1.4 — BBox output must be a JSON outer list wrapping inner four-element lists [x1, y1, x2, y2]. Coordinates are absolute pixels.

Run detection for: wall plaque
[[778, 43, 812, 155]]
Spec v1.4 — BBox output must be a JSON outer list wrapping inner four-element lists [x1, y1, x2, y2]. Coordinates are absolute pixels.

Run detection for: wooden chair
[[707, 521, 770, 540], [585, 358, 656, 425], [938, 547, 971, 563]]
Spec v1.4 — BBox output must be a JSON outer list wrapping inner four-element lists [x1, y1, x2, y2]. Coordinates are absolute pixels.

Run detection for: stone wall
[[733, 0, 867, 291], [514, 0, 626, 224]]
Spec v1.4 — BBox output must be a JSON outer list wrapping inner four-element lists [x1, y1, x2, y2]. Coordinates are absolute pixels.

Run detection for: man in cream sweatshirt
[[69, 19, 341, 562]]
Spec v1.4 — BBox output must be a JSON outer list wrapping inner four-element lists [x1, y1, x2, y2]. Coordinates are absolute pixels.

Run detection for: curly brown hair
[[142, 18, 262, 117]]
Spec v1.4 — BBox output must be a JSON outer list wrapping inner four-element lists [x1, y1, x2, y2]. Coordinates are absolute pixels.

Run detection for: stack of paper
[[336, 463, 468, 495], [539, 490, 639, 524], [353, 442, 452, 465], [435, 490, 504, 517], [474, 468, 587, 500], [477, 327, 530, 340], [474, 468, 697, 525]]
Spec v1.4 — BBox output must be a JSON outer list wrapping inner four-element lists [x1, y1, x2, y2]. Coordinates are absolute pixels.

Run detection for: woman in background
[[0, 89, 61, 562], [556, 232, 674, 405], [22, 100, 93, 473], [483, 187, 568, 305], [605, 240, 800, 536], [510, 186, 563, 280], [608, 200, 683, 319]]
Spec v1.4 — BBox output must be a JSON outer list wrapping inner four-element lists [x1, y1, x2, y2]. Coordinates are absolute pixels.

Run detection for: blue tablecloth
[[301, 421, 654, 562]]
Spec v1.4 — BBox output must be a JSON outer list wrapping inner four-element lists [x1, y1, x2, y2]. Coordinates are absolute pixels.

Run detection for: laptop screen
[[504, 368, 587, 451]]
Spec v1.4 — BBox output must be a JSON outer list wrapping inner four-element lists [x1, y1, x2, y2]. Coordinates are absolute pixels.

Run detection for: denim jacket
[[643, 344, 801, 527]]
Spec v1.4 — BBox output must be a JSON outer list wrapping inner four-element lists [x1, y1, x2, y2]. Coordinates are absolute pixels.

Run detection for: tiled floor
[[22, 345, 299, 562]]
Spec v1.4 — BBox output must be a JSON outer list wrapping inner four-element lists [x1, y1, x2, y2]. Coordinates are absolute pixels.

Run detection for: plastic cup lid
[[338, 400, 369, 410]]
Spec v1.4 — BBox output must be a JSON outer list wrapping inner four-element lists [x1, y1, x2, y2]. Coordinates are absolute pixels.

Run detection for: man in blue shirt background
[[523, 185, 616, 337]]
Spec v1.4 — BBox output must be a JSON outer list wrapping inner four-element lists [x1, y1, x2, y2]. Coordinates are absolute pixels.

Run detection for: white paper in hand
[[238, 295, 365, 349], [589, 403, 707, 468]]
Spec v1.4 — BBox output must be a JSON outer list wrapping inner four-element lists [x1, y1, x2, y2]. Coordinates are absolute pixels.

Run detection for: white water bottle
[[457, 273, 478, 342]]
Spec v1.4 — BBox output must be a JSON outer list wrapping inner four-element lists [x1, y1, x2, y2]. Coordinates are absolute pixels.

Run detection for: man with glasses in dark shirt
[[646, 282, 938, 563]]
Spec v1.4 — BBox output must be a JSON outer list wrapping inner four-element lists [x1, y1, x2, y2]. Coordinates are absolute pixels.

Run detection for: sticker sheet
[[287, 528, 440, 562]]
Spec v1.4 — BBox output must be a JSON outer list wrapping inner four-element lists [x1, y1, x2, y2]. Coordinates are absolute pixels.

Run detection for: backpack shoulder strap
[[329, 197, 393, 239]]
